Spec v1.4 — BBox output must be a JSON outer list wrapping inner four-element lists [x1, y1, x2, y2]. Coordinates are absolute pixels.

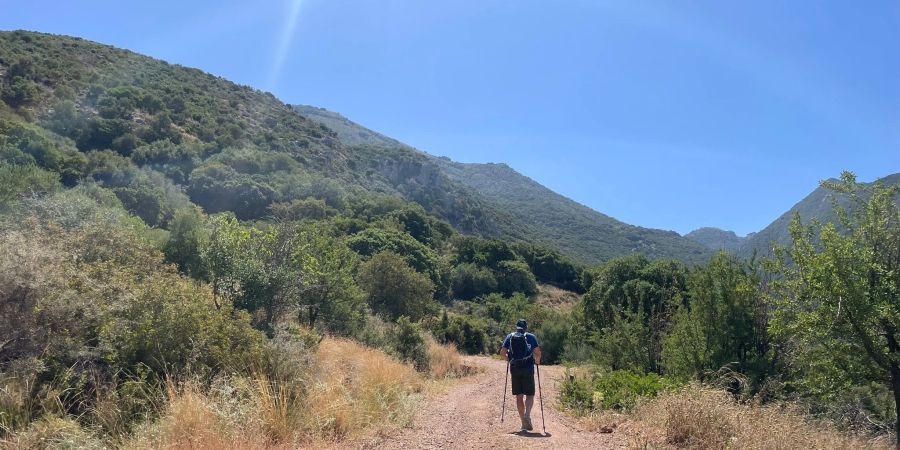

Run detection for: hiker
[[500, 318, 542, 432]]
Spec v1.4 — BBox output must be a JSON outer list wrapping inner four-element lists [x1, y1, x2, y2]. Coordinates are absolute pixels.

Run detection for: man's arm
[[500, 347, 508, 359], [534, 346, 542, 365]]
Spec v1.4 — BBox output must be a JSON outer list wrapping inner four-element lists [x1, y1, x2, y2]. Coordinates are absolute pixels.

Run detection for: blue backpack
[[509, 332, 533, 369]]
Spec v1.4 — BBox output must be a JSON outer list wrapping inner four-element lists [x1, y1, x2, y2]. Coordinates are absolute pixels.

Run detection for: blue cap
[[516, 319, 527, 330]]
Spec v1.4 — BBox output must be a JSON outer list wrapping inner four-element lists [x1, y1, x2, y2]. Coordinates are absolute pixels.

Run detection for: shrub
[[560, 368, 679, 412], [449, 263, 497, 300], [496, 260, 538, 297], [393, 316, 431, 372], [357, 251, 435, 322], [433, 311, 489, 355], [532, 311, 569, 365], [626, 386, 890, 450], [0, 163, 59, 207]]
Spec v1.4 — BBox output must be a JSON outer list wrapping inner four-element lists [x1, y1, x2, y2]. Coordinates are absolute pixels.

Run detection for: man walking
[[500, 318, 542, 432]]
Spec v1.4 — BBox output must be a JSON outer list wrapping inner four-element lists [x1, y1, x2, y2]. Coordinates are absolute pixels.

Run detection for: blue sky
[[3, 1, 899, 235]]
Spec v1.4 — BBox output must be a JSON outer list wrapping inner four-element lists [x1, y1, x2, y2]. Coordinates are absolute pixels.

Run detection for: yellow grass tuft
[[622, 385, 892, 450], [425, 338, 474, 379], [534, 283, 581, 311], [303, 338, 424, 441], [124, 337, 427, 449]]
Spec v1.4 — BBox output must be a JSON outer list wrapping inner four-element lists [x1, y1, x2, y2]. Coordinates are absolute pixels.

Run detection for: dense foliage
[[1, 30, 895, 445]]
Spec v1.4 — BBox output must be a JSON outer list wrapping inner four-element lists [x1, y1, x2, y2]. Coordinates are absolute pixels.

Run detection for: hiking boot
[[523, 415, 533, 431]]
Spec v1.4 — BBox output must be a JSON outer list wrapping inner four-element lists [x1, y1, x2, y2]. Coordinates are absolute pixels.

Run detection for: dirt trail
[[354, 356, 624, 450]]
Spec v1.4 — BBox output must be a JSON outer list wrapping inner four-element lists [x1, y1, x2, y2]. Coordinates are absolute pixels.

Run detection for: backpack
[[508, 332, 533, 369]]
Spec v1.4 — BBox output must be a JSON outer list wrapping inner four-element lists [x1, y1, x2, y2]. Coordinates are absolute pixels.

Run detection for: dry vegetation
[[534, 283, 581, 311], [578, 385, 892, 450], [3, 337, 471, 449], [425, 338, 476, 379]]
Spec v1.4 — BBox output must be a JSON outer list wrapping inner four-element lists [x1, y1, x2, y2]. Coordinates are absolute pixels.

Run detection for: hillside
[[684, 227, 747, 252], [736, 173, 900, 258], [293, 105, 413, 149], [0, 30, 709, 264], [0, 31, 517, 236], [293, 106, 712, 265]]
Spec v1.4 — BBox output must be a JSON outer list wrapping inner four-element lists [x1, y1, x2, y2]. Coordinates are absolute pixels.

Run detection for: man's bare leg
[[516, 394, 525, 418]]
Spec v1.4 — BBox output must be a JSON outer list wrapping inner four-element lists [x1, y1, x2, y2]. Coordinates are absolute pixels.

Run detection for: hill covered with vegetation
[[684, 226, 747, 251], [734, 173, 900, 258], [0, 29, 585, 445], [293, 105, 713, 265], [3, 30, 898, 447]]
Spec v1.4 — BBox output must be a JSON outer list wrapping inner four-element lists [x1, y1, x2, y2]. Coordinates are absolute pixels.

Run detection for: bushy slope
[[0, 31, 508, 236], [432, 159, 711, 264], [294, 106, 712, 265], [684, 227, 746, 251], [0, 30, 708, 265], [293, 105, 412, 149], [736, 173, 900, 258]]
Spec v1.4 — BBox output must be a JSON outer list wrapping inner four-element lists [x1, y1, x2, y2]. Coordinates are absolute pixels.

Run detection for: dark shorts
[[510, 367, 535, 396]]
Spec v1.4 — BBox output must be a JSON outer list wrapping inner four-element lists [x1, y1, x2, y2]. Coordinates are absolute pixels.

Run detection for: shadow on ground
[[509, 431, 552, 438]]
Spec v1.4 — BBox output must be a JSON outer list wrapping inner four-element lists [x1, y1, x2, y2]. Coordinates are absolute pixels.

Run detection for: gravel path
[[351, 356, 625, 450]]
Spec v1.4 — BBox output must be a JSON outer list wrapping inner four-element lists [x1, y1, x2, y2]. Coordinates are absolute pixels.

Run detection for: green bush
[[449, 262, 497, 300], [393, 316, 430, 372], [0, 163, 59, 207], [496, 260, 538, 297], [532, 312, 569, 365], [357, 251, 436, 321], [433, 311, 489, 354], [560, 369, 680, 413]]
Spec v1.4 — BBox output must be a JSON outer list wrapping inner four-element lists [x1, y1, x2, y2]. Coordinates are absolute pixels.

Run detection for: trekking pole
[[501, 360, 509, 422], [537, 363, 546, 434]]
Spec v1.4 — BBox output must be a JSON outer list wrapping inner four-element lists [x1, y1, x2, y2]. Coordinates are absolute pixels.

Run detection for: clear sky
[[3, 0, 899, 235]]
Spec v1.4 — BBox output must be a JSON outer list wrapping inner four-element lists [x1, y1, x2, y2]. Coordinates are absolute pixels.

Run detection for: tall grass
[[304, 338, 424, 440], [3, 335, 471, 449], [426, 338, 474, 379], [120, 337, 426, 449], [621, 386, 892, 450]]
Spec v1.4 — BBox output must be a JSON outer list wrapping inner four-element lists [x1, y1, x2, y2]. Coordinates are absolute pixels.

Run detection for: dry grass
[[121, 337, 427, 449], [426, 338, 475, 379], [619, 385, 892, 450], [4, 337, 473, 449], [534, 284, 581, 311], [304, 338, 424, 441], [2, 416, 105, 450]]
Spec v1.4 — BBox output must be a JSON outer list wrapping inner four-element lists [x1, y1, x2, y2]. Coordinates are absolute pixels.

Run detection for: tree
[[357, 251, 435, 321], [292, 225, 365, 334], [496, 260, 538, 297], [663, 252, 769, 382], [163, 207, 208, 278], [347, 226, 445, 292], [770, 172, 900, 444], [201, 214, 256, 311], [449, 263, 497, 300], [580, 256, 688, 373]]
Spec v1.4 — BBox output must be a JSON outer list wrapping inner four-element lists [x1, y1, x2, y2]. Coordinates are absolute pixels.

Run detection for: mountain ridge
[[293, 105, 712, 264], [1, 30, 710, 265], [684, 227, 747, 252]]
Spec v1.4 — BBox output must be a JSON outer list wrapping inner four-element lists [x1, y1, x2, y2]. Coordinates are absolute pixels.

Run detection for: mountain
[[736, 173, 900, 258], [293, 105, 712, 265], [0, 30, 507, 233], [0, 30, 710, 265], [292, 105, 413, 149], [684, 227, 747, 252]]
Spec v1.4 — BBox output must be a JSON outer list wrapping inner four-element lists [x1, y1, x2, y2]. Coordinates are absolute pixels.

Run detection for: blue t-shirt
[[502, 332, 540, 372]]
